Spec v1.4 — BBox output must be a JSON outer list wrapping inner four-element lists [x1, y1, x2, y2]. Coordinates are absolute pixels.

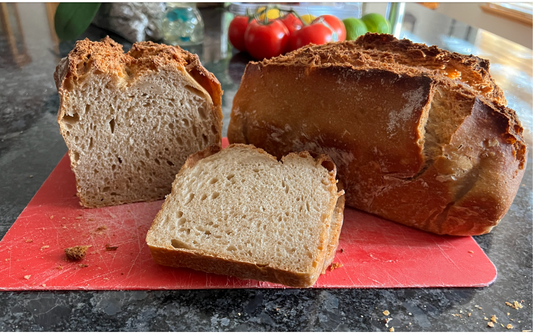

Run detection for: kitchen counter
[[0, 3, 531, 331]]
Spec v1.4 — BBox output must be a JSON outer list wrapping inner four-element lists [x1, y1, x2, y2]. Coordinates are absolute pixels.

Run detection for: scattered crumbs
[[389, 327, 394, 332], [78, 264, 89, 268], [329, 262, 343, 271], [95, 225, 108, 234], [40, 245, 49, 251], [468, 313, 471, 317], [506, 301, 524, 310], [23, 275, 31, 280], [507, 312, 510, 316], [484, 317, 489, 321], [383, 310, 390, 316], [75, 217, 82, 220], [105, 244, 119, 251], [42, 284, 46, 287], [65, 245, 91, 261], [487, 322, 495, 328], [459, 309, 463, 314], [50, 216, 54, 219], [238, 313, 241, 316], [4, 258, 9, 261], [30, 175, 33, 178], [25, 239, 33, 243], [340, 248, 344, 253], [491, 315, 498, 323], [507, 324, 514, 330], [88, 218, 95, 221], [453, 314, 462, 318], [408, 312, 412, 316], [103, 278, 109, 281], [522, 330, 531, 332], [62, 217, 65, 220], [56, 266, 63, 270], [468, 250, 474, 253], [62, 225, 67, 229]]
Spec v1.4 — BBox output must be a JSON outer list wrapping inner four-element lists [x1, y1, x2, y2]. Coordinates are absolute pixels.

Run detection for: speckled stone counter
[[0, 3, 531, 331]]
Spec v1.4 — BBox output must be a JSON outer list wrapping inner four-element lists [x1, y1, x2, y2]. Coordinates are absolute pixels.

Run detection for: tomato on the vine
[[312, 15, 346, 41], [228, 15, 249, 52], [244, 19, 289, 60], [287, 21, 336, 52], [279, 13, 303, 35]]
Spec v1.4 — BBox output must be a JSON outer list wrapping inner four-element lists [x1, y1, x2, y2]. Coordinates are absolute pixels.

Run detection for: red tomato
[[228, 16, 250, 52], [279, 13, 303, 35], [313, 15, 346, 41], [244, 19, 289, 60], [287, 22, 335, 52]]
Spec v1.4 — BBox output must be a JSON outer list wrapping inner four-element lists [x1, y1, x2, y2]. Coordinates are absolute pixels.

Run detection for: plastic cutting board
[[0, 139, 497, 290]]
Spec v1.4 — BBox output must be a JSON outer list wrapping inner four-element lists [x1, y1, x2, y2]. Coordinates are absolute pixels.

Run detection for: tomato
[[313, 15, 346, 41], [228, 15, 250, 52], [287, 21, 335, 52], [279, 13, 303, 35], [244, 19, 289, 60]]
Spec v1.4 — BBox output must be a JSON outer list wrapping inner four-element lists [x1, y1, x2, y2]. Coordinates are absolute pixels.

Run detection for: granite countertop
[[0, 3, 531, 331]]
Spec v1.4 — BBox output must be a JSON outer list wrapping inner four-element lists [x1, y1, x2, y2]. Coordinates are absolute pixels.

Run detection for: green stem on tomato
[[287, 9, 308, 26]]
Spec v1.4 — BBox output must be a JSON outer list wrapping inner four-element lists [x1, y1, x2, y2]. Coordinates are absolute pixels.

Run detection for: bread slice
[[146, 144, 345, 288], [54, 37, 223, 208], [228, 34, 527, 236]]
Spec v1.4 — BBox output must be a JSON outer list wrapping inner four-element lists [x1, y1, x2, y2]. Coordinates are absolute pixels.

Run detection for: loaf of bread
[[54, 37, 223, 207], [228, 34, 527, 236], [146, 144, 345, 288]]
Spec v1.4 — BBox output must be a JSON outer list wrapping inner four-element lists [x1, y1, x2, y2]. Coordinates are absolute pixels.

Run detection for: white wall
[[435, 2, 532, 49]]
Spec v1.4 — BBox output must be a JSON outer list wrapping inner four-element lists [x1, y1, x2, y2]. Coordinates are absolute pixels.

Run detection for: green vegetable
[[343, 18, 368, 40], [54, 3, 101, 41]]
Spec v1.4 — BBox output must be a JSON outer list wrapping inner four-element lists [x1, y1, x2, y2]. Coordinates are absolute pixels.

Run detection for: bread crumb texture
[[146, 144, 344, 287], [64, 245, 91, 261], [54, 37, 222, 208]]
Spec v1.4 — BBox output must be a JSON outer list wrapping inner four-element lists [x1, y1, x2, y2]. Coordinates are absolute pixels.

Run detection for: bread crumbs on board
[[65, 245, 91, 261], [329, 262, 343, 271], [491, 315, 498, 323], [488, 322, 495, 328], [23, 275, 31, 280], [383, 310, 390, 316]]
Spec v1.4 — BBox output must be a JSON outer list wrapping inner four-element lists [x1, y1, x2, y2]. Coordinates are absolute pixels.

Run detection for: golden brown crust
[[228, 38, 527, 236], [263, 33, 505, 105], [55, 36, 223, 121], [147, 144, 344, 287]]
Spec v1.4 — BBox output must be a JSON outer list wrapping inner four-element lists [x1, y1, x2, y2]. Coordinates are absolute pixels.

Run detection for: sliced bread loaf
[[228, 34, 527, 236], [146, 144, 345, 288], [54, 37, 223, 207]]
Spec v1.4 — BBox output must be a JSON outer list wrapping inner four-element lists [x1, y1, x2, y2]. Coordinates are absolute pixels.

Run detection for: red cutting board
[[0, 139, 497, 290]]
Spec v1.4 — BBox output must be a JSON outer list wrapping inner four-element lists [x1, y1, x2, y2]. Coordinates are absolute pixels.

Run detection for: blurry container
[[228, 3, 362, 20], [162, 2, 205, 45]]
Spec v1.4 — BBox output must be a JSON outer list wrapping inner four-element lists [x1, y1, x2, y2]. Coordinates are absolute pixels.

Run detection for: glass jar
[[162, 2, 205, 46]]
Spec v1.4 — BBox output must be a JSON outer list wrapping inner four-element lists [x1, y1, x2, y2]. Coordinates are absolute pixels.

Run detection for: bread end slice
[[54, 37, 223, 208], [146, 144, 344, 288]]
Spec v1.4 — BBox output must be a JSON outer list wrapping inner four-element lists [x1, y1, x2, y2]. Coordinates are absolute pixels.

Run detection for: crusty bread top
[[53, 37, 222, 109], [248, 35, 526, 170], [258, 33, 504, 105]]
